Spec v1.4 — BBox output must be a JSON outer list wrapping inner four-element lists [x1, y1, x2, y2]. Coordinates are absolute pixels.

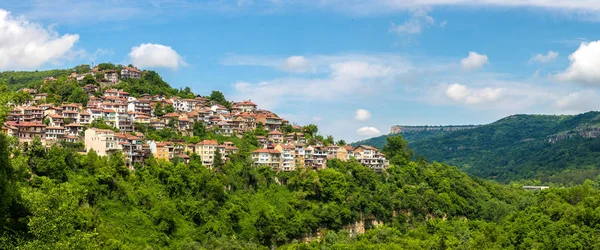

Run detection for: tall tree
[[0, 134, 16, 231], [382, 134, 414, 164]]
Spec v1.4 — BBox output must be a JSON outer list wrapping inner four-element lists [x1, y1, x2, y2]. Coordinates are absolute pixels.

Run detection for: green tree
[[303, 124, 318, 137], [81, 74, 97, 86], [382, 134, 414, 164], [74, 64, 91, 74], [165, 104, 175, 114], [193, 122, 206, 138], [336, 140, 346, 146], [154, 102, 165, 116], [214, 148, 224, 171], [68, 87, 89, 106]]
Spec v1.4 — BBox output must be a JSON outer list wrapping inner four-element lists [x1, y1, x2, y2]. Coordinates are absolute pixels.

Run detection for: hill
[[2, 134, 600, 249], [355, 112, 600, 184], [352, 129, 454, 149]]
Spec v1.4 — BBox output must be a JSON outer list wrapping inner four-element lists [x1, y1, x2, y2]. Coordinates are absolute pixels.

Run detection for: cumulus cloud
[[282, 56, 312, 72], [460, 51, 488, 70], [357, 127, 381, 137], [554, 41, 600, 84], [529, 51, 558, 63], [128, 43, 186, 69], [389, 8, 435, 35], [446, 83, 504, 104], [354, 109, 371, 121], [555, 90, 600, 114], [0, 9, 79, 70]]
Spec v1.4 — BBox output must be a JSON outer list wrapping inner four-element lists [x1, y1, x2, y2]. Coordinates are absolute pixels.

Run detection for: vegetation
[[1, 133, 600, 249], [355, 112, 600, 184]]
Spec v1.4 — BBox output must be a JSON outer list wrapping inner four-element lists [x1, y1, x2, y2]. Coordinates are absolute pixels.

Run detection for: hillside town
[[2, 66, 389, 173]]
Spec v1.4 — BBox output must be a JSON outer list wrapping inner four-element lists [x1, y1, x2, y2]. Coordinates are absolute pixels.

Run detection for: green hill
[[355, 112, 600, 184], [352, 129, 450, 149]]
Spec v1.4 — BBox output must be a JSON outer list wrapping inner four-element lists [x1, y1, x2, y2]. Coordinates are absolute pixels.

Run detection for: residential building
[[85, 128, 120, 156], [121, 66, 141, 79], [275, 144, 296, 171], [354, 145, 389, 172], [251, 148, 282, 170]]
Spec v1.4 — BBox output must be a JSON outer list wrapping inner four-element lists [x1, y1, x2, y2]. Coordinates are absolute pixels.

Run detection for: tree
[[68, 87, 89, 106], [154, 102, 165, 117], [208, 90, 231, 109], [336, 140, 346, 146], [382, 134, 414, 164], [193, 122, 206, 138], [164, 104, 175, 114], [74, 64, 91, 74], [303, 124, 318, 137], [81, 74, 97, 86], [0, 134, 17, 232], [325, 135, 335, 145], [213, 148, 224, 171]]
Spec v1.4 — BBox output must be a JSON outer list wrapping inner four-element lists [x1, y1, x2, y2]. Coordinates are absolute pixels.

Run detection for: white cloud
[[231, 54, 406, 109], [389, 8, 435, 35], [282, 56, 312, 72], [128, 43, 186, 69], [529, 51, 558, 63], [555, 90, 600, 114], [0, 9, 79, 70], [357, 126, 381, 137], [355, 109, 372, 121], [461, 51, 489, 70], [312, 116, 322, 122], [445, 83, 504, 104], [554, 41, 600, 84]]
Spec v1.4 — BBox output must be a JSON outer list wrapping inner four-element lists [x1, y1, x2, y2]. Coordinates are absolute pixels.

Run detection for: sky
[[2, 0, 600, 142]]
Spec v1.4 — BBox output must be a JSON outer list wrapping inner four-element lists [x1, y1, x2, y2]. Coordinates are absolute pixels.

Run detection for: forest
[[2, 133, 600, 249], [356, 113, 600, 185]]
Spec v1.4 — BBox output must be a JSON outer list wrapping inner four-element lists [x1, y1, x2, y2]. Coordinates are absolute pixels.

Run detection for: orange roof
[[164, 112, 179, 117], [103, 109, 116, 113], [253, 148, 281, 154], [268, 130, 283, 135], [198, 140, 218, 145]]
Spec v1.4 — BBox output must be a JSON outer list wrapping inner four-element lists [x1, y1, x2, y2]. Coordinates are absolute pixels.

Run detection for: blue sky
[[2, 0, 600, 142]]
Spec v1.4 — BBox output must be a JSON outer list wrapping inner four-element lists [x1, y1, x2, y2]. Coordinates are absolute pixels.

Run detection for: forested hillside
[[351, 130, 449, 149], [2, 133, 600, 249], [358, 112, 600, 184]]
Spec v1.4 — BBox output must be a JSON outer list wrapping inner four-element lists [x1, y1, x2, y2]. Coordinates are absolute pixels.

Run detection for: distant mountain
[[354, 112, 600, 184]]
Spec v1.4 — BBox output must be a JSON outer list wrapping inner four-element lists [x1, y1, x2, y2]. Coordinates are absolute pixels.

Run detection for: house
[[22, 107, 44, 123], [85, 128, 119, 156], [45, 126, 66, 141], [215, 121, 233, 136], [344, 145, 355, 159], [305, 145, 327, 170], [354, 145, 389, 172], [267, 130, 284, 144], [135, 115, 151, 124], [255, 113, 282, 131], [232, 100, 257, 113], [104, 70, 119, 83], [251, 148, 282, 170], [102, 109, 117, 127], [79, 111, 91, 125], [274, 144, 296, 171], [194, 140, 219, 168], [121, 66, 141, 79], [48, 114, 64, 127], [65, 123, 84, 137], [3, 121, 46, 144], [327, 146, 348, 161], [149, 141, 170, 161]]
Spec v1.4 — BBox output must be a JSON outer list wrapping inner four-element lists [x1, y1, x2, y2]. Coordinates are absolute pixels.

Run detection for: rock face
[[390, 125, 480, 134]]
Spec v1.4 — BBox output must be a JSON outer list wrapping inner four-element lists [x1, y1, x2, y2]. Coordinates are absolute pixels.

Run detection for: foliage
[[1, 133, 600, 248], [355, 112, 600, 184]]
